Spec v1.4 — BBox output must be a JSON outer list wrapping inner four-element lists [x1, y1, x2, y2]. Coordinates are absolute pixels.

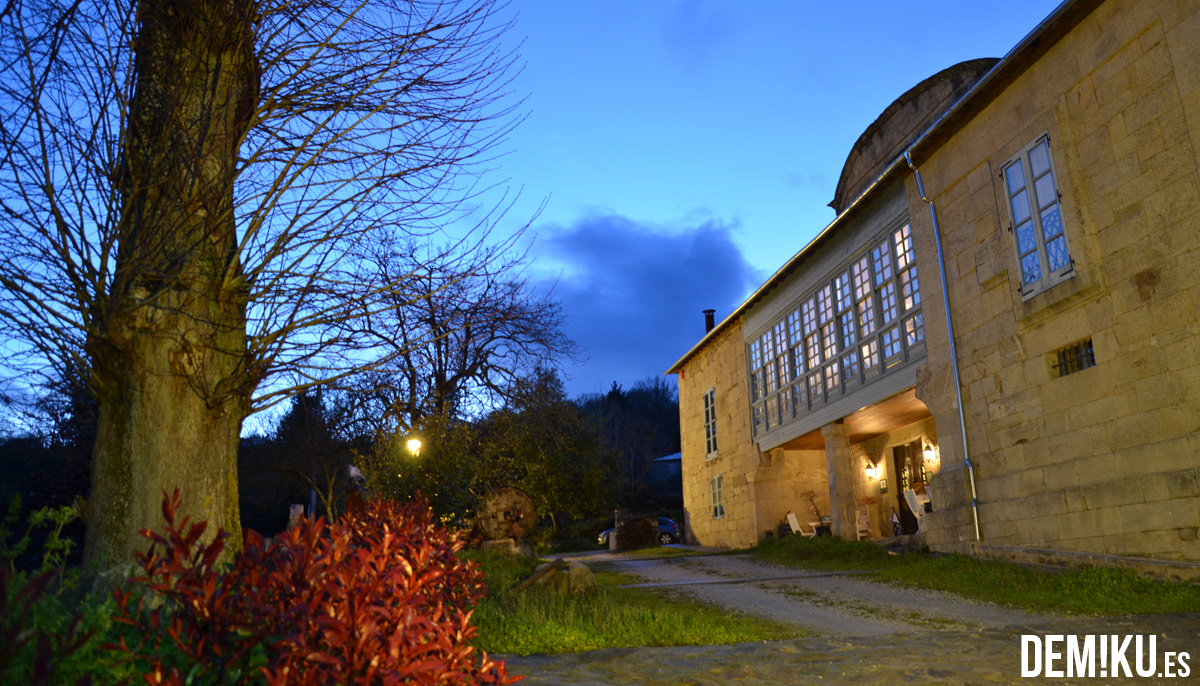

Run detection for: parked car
[[597, 517, 680, 547]]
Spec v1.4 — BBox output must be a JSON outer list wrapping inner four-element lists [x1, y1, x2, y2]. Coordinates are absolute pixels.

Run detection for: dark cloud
[[531, 213, 762, 398]]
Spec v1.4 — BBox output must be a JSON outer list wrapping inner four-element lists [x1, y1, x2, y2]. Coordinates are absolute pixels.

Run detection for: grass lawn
[[465, 550, 803, 655], [751, 534, 1200, 616], [607, 545, 705, 559]]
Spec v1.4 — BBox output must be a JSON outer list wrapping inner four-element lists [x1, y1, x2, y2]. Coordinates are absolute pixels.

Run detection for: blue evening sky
[[488, 1, 1063, 399]]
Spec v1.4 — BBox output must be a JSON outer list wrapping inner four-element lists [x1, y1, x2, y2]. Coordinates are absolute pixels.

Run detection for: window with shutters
[[1002, 134, 1074, 297]]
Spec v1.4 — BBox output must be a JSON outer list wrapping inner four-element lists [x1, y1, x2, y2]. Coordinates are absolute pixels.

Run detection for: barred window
[[1052, 338, 1095, 377]]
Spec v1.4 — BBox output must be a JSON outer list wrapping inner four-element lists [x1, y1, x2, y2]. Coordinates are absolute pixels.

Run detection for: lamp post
[[406, 437, 422, 458]]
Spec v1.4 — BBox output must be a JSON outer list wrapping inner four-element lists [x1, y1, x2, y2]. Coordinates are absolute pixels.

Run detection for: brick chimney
[[703, 309, 716, 333]]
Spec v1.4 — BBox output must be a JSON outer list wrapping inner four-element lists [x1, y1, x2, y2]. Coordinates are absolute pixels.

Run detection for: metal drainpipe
[[904, 150, 981, 543]]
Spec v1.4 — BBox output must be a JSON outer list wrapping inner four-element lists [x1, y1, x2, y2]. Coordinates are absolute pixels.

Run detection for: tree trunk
[[85, 0, 257, 573]]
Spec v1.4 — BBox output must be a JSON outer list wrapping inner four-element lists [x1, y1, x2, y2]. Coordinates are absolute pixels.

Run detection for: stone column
[[823, 420, 857, 540]]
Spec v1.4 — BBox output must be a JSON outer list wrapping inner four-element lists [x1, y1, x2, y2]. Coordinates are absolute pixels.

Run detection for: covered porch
[[756, 387, 941, 542]]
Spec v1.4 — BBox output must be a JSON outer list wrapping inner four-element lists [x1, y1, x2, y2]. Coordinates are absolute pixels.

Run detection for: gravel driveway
[[609, 552, 1051, 635], [502, 550, 1200, 685]]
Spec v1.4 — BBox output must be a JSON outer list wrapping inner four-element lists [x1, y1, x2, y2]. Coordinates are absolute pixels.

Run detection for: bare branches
[[321, 230, 577, 441], [0, 0, 527, 414]]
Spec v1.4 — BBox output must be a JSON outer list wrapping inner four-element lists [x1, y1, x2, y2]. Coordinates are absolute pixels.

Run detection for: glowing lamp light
[[406, 438, 422, 457], [865, 461, 877, 480], [923, 441, 939, 468]]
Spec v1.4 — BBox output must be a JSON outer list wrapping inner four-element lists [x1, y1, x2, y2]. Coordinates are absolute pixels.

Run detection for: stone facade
[[676, 318, 760, 548], [915, 0, 1200, 564], [669, 0, 1200, 571]]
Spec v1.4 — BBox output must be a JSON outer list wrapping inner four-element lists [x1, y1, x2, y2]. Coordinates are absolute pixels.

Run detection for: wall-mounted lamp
[[407, 437, 422, 457], [922, 440, 939, 469], [865, 461, 878, 480]]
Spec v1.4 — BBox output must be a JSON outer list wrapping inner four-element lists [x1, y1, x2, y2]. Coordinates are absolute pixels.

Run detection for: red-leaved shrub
[[107, 491, 518, 685]]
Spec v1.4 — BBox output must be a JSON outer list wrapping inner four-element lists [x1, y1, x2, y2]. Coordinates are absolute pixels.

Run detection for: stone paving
[[501, 551, 1200, 685]]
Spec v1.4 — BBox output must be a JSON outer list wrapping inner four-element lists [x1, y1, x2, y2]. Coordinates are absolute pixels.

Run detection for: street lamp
[[406, 437, 422, 457]]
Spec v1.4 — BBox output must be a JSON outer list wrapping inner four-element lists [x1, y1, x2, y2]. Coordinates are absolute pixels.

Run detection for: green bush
[[0, 498, 136, 685]]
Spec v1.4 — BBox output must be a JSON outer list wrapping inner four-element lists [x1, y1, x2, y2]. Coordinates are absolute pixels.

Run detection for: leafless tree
[[0, 0, 523, 571], [333, 237, 576, 445]]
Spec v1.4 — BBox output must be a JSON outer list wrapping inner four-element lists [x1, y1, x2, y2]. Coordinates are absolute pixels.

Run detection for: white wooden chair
[[856, 509, 870, 540], [786, 511, 817, 538]]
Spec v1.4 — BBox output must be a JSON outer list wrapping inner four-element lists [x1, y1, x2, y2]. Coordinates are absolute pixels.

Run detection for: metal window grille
[[1053, 338, 1095, 377]]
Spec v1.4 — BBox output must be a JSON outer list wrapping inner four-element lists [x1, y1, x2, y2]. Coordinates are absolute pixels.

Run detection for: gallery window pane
[[904, 313, 925, 346]]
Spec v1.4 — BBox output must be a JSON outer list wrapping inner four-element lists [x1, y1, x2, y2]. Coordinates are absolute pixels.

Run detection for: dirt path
[[503, 551, 1200, 685], [608, 553, 1052, 635]]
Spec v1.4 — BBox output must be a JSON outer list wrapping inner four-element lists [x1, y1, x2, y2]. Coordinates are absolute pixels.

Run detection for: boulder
[[480, 538, 520, 555], [530, 560, 596, 595]]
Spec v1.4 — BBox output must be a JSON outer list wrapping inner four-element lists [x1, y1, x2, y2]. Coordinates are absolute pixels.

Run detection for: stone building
[[668, 0, 1200, 575]]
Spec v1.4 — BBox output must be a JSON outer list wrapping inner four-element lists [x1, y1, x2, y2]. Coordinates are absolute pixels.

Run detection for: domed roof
[[829, 58, 999, 214]]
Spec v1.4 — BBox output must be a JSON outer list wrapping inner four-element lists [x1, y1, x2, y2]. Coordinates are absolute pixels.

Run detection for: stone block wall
[[914, 0, 1200, 562], [754, 448, 828, 538], [676, 318, 762, 548]]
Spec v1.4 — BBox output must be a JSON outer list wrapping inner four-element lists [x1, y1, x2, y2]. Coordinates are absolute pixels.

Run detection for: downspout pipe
[[904, 149, 981, 543]]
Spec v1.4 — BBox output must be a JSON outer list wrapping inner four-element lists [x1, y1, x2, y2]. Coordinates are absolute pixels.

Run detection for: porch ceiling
[[776, 388, 931, 450]]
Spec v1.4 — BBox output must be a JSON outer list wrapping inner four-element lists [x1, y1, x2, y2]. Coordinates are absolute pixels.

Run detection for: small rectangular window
[[1052, 338, 1095, 377], [711, 474, 725, 519], [1003, 134, 1073, 297], [703, 387, 718, 458]]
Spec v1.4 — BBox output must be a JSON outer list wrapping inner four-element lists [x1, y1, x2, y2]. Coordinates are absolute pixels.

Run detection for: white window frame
[[710, 474, 725, 519], [703, 387, 718, 459], [746, 219, 923, 436], [1002, 133, 1074, 298]]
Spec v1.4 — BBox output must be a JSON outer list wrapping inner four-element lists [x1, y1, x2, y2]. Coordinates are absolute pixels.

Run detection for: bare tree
[[336, 237, 576, 445], [0, 0, 522, 571]]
